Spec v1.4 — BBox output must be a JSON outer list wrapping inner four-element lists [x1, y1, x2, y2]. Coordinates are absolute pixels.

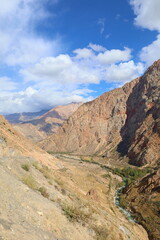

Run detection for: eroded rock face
[[119, 59, 160, 166], [40, 79, 138, 155], [124, 168, 160, 240], [6, 103, 82, 142], [40, 60, 160, 167]]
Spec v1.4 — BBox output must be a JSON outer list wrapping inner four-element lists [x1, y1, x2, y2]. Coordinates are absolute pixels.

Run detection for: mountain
[[40, 60, 160, 166], [124, 167, 160, 240], [5, 109, 49, 124], [40, 79, 138, 155], [6, 103, 82, 142], [118, 60, 160, 166], [0, 115, 149, 240]]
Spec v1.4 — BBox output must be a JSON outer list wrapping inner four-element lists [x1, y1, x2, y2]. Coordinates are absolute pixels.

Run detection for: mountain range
[[0, 60, 160, 240], [5, 102, 82, 142], [40, 60, 160, 167]]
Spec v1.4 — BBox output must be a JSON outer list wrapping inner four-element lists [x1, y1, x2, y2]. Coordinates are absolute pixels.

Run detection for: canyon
[[0, 60, 160, 240]]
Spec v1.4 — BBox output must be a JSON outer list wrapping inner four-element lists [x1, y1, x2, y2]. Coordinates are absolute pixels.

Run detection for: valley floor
[[0, 153, 149, 240]]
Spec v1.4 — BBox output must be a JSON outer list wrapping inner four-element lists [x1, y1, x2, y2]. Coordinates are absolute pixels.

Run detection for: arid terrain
[[5, 103, 82, 142], [1, 60, 160, 240]]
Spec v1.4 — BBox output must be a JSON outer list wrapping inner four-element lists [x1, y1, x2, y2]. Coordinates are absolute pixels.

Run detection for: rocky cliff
[[124, 167, 160, 240], [40, 60, 160, 166], [40, 79, 138, 155], [118, 60, 160, 166], [0, 115, 149, 240]]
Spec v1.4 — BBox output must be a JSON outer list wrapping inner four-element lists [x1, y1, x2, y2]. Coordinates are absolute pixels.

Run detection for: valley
[[0, 60, 159, 240], [0, 149, 149, 240]]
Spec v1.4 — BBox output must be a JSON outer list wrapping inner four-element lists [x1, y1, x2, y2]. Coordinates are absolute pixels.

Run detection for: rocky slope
[[40, 60, 160, 166], [124, 167, 160, 240], [7, 103, 82, 142], [0, 115, 149, 240], [40, 79, 138, 155], [5, 110, 48, 124], [118, 60, 160, 166]]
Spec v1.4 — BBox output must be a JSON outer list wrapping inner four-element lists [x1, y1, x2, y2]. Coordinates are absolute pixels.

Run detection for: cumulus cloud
[[97, 47, 132, 64], [0, 87, 93, 114], [21, 54, 100, 86], [88, 43, 106, 52], [104, 61, 144, 82], [139, 34, 160, 66], [0, 0, 61, 66], [130, 0, 160, 65], [130, 0, 160, 31], [73, 48, 94, 59], [19, 45, 144, 96], [0, 77, 17, 91]]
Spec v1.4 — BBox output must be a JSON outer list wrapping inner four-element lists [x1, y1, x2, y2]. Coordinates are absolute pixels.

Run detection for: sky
[[0, 0, 160, 114]]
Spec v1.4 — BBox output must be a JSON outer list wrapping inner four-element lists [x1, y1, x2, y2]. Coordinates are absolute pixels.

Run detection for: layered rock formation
[[124, 167, 160, 240], [40, 79, 138, 155], [118, 60, 160, 166], [0, 115, 149, 240], [40, 60, 160, 166], [7, 103, 82, 142]]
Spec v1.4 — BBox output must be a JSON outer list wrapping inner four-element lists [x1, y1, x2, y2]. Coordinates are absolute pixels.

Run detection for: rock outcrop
[[40, 60, 160, 166], [124, 167, 160, 240], [7, 103, 82, 142], [40, 79, 138, 155], [118, 59, 160, 166]]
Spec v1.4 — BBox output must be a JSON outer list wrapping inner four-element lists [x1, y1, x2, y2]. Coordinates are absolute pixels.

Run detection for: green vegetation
[[21, 163, 30, 171], [22, 175, 38, 190], [38, 187, 49, 198], [62, 204, 91, 223], [113, 167, 151, 186], [32, 161, 41, 170], [39, 165, 52, 180]]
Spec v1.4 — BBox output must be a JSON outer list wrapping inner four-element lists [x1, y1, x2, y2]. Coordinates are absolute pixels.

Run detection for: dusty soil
[[0, 152, 149, 240]]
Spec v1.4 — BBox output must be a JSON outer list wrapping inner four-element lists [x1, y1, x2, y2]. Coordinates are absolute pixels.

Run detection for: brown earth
[[0, 115, 149, 240], [8, 103, 82, 142], [39, 79, 138, 155], [124, 167, 160, 240], [40, 60, 160, 167]]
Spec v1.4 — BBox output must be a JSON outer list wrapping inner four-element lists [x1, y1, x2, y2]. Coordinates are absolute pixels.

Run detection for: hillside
[[0, 115, 149, 240], [40, 60, 160, 167], [40, 79, 138, 155], [6, 103, 82, 142], [123, 167, 160, 240]]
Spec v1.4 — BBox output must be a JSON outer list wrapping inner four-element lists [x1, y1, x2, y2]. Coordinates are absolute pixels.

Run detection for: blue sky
[[0, 0, 160, 114]]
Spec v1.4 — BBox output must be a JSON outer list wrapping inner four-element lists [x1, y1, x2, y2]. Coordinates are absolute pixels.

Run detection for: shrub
[[38, 187, 49, 198], [22, 175, 38, 190], [62, 204, 91, 223], [92, 225, 108, 240], [21, 163, 30, 171], [32, 161, 41, 170]]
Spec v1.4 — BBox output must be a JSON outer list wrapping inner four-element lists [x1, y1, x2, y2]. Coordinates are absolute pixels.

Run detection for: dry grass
[[22, 175, 38, 190], [62, 203, 91, 223]]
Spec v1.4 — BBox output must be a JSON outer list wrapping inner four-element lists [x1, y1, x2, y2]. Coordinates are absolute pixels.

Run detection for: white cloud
[[130, 0, 160, 31], [0, 0, 61, 66], [130, 0, 160, 65], [104, 61, 144, 82], [98, 18, 105, 34], [88, 43, 106, 52], [21, 54, 100, 86], [20, 46, 143, 90], [0, 77, 17, 91], [97, 47, 132, 64], [139, 34, 160, 65], [0, 87, 92, 114], [73, 48, 94, 59]]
